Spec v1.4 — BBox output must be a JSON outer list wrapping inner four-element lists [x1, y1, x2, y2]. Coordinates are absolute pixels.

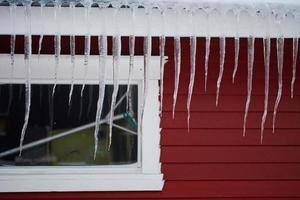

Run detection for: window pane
[[0, 84, 138, 166]]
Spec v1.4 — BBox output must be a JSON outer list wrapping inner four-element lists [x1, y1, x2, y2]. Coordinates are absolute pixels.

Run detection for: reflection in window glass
[[0, 84, 138, 166]]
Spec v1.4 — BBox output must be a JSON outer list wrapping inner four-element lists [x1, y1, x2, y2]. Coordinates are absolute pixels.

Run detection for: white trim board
[[0, 6, 299, 37], [0, 55, 163, 84]]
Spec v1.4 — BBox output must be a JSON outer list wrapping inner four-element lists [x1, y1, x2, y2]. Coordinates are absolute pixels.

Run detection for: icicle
[[159, 35, 166, 115], [243, 36, 255, 137], [52, 2, 61, 96], [159, 10, 166, 115], [172, 36, 181, 118], [232, 37, 240, 83], [232, 11, 240, 84], [37, 2, 45, 59], [68, 2, 76, 105], [141, 7, 152, 126], [187, 36, 196, 131], [261, 37, 270, 144], [94, 35, 107, 159], [141, 35, 152, 122], [125, 7, 136, 112], [291, 38, 298, 98], [7, 0, 15, 116], [80, 2, 91, 96], [216, 37, 226, 106], [9, 3, 16, 75], [19, 3, 32, 156], [204, 37, 211, 92], [126, 35, 135, 111], [108, 35, 121, 150], [273, 37, 284, 133]]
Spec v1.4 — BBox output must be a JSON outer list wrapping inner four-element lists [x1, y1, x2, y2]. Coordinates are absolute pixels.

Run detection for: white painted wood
[[0, 55, 165, 192], [0, 174, 164, 192], [0, 55, 161, 84], [142, 80, 162, 174], [0, 6, 299, 37]]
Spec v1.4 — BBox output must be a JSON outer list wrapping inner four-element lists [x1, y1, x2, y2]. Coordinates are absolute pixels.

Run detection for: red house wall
[[0, 36, 300, 199]]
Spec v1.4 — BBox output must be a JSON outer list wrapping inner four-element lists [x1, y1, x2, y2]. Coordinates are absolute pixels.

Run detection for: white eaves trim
[[0, 5, 299, 38]]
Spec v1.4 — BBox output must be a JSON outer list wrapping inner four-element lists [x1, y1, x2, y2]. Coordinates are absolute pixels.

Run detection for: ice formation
[[273, 37, 284, 133], [1, 0, 299, 154], [68, 1, 76, 106], [261, 37, 270, 143], [216, 37, 226, 106], [172, 36, 181, 118], [19, 3, 32, 156], [94, 35, 107, 159], [187, 36, 196, 130], [243, 37, 255, 137]]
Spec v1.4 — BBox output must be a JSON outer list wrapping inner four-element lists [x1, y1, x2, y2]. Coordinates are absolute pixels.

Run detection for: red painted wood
[[161, 112, 300, 129], [162, 163, 300, 180], [1, 181, 300, 199], [161, 129, 300, 146], [0, 34, 299, 199], [161, 146, 300, 163], [162, 95, 300, 112]]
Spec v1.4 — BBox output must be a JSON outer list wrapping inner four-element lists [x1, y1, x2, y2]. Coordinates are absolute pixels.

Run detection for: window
[[0, 54, 164, 192]]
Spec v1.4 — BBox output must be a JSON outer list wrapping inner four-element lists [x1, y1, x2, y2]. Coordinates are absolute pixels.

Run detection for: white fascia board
[[0, 5, 299, 37], [0, 54, 162, 84]]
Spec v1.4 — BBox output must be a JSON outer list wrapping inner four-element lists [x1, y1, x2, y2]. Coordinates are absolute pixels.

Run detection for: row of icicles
[[6, 3, 299, 158]]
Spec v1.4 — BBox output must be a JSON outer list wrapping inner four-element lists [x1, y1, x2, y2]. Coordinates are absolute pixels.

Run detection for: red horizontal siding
[[0, 36, 299, 199]]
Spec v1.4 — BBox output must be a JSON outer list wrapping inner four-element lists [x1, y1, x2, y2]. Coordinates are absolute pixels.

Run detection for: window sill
[[0, 166, 164, 192]]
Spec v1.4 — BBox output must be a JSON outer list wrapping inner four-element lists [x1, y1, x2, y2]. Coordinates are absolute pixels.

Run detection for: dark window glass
[[0, 84, 138, 166]]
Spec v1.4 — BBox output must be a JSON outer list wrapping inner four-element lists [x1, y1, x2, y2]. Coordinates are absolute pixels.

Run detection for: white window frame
[[0, 54, 164, 192]]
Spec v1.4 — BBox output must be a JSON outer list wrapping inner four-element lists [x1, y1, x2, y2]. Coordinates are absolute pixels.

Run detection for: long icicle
[[216, 37, 226, 106], [142, 35, 152, 123], [8, 3, 16, 116], [273, 37, 284, 133], [204, 37, 211, 92], [68, 2, 76, 106], [37, 2, 45, 59], [159, 10, 166, 115], [172, 36, 181, 118], [291, 38, 298, 98], [159, 35, 166, 115], [232, 37, 240, 83], [80, 2, 91, 96], [94, 35, 107, 159], [243, 36, 255, 137], [187, 36, 196, 131], [261, 37, 270, 144], [232, 12, 240, 84], [9, 3, 16, 75], [19, 3, 32, 156], [126, 35, 135, 111], [125, 7, 136, 112], [52, 1, 61, 96], [108, 35, 121, 150]]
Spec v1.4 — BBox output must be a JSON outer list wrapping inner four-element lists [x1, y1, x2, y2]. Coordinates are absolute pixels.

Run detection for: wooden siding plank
[[161, 129, 300, 146], [1, 181, 300, 198], [161, 112, 300, 129], [161, 146, 300, 163], [162, 163, 300, 180], [162, 95, 300, 112]]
